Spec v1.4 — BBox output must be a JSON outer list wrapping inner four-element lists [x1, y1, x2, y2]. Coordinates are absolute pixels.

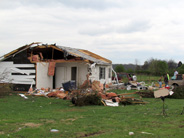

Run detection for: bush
[[72, 93, 102, 106], [0, 83, 13, 98], [136, 91, 154, 98], [169, 86, 184, 99]]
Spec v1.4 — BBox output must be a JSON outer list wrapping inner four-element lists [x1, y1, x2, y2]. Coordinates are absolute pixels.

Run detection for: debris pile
[[47, 91, 67, 99], [28, 87, 70, 99], [19, 71, 159, 107], [23, 79, 148, 106], [127, 81, 148, 90]]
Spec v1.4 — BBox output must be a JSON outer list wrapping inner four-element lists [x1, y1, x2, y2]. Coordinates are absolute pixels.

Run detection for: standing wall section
[[0, 50, 36, 91]]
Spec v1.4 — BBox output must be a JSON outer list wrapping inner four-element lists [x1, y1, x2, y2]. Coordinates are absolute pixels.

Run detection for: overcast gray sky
[[0, 0, 184, 65]]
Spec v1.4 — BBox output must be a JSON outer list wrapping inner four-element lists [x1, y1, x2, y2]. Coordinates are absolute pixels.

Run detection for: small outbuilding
[[0, 42, 112, 91]]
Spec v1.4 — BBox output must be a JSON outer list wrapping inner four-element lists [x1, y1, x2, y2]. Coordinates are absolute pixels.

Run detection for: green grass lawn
[[0, 92, 184, 138]]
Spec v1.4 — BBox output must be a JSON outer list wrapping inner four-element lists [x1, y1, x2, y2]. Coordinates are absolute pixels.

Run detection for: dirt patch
[[60, 118, 77, 125], [60, 116, 84, 125], [0, 131, 5, 135], [179, 125, 184, 128], [13, 123, 42, 133], [65, 118, 77, 121], [62, 108, 86, 112], [23, 123, 42, 128], [76, 131, 104, 138], [40, 119, 55, 124]]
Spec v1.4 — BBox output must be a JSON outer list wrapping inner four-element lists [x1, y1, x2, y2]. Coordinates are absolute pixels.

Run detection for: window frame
[[99, 67, 106, 80]]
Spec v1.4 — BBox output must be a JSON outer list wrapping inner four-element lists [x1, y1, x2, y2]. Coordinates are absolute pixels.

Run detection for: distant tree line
[[113, 58, 184, 76]]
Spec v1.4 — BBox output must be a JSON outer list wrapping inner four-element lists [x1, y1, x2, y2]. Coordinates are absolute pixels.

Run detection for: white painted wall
[[55, 63, 112, 87], [55, 67, 67, 88], [36, 62, 53, 89]]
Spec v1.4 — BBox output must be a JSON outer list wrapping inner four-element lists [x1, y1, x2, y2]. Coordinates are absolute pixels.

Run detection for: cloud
[[1, 0, 184, 65], [79, 19, 151, 36], [55, 0, 118, 10], [79, 24, 113, 36], [117, 20, 151, 33], [0, 0, 124, 10]]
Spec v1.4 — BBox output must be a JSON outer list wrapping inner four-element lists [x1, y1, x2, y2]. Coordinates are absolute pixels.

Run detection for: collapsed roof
[[0, 42, 112, 65]]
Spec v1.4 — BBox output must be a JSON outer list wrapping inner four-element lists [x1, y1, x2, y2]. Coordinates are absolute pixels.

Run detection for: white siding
[[0, 61, 35, 84]]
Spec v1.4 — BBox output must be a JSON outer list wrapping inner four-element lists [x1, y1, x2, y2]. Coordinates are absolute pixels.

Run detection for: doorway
[[55, 67, 66, 88], [71, 67, 77, 81]]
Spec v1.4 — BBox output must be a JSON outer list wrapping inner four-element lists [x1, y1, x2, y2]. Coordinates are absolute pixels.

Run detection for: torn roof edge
[[57, 45, 112, 65], [0, 42, 42, 62], [0, 43, 112, 65]]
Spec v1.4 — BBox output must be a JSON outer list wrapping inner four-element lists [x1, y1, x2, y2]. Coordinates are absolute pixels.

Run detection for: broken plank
[[11, 69, 35, 74], [118, 92, 137, 96], [121, 97, 134, 99], [13, 64, 35, 68], [11, 75, 35, 79], [12, 80, 35, 85]]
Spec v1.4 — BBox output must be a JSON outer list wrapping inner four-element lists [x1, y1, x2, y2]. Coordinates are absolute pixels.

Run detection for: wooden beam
[[49, 45, 63, 52], [118, 92, 137, 96], [4, 49, 18, 58], [51, 59, 84, 63], [4, 42, 41, 58], [29, 59, 88, 63], [35, 46, 47, 48]]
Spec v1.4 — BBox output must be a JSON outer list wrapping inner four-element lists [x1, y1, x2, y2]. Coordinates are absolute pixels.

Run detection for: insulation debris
[[154, 87, 174, 98], [103, 100, 119, 107], [128, 81, 148, 90], [32, 55, 40, 62], [19, 94, 28, 99], [48, 62, 56, 76]]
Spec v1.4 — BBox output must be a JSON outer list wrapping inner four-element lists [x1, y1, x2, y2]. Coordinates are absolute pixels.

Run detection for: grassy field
[[0, 90, 184, 138], [136, 75, 160, 85], [119, 74, 160, 86]]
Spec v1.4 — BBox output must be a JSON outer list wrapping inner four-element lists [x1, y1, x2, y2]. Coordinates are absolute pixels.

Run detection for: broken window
[[99, 67, 105, 80]]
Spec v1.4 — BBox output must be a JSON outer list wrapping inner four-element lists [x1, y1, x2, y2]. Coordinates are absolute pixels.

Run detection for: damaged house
[[0, 42, 112, 91]]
